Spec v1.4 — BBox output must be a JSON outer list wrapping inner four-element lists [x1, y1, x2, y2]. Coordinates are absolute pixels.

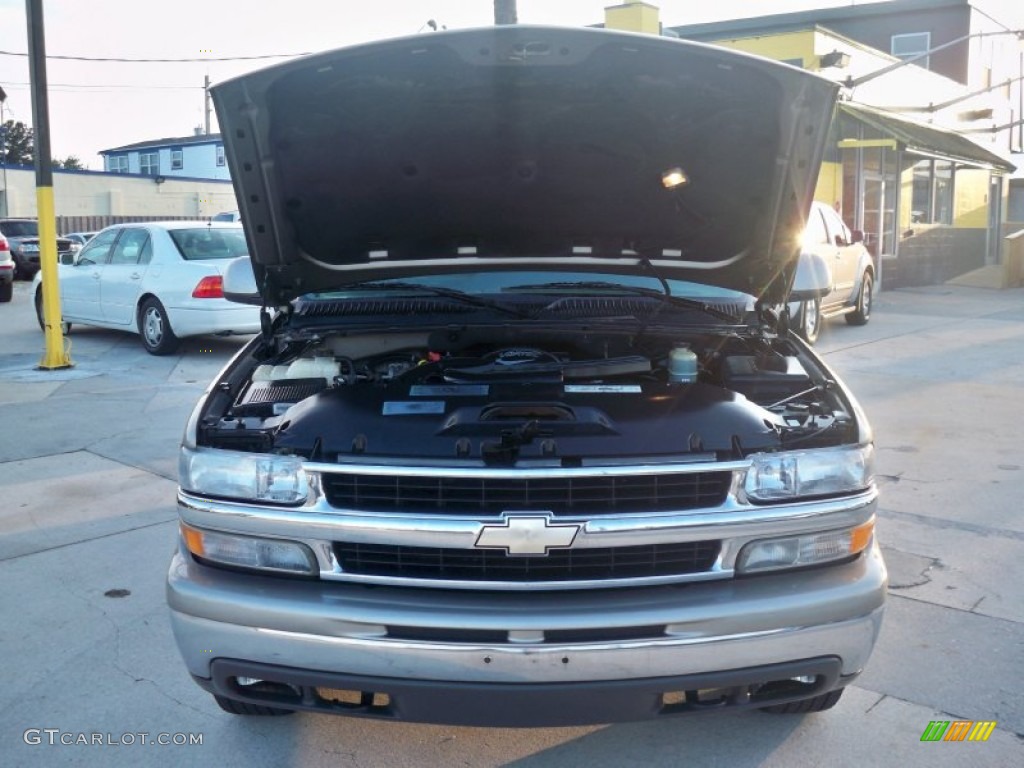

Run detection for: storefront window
[[910, 159, 932, 224], [934, 161, 953, 224]]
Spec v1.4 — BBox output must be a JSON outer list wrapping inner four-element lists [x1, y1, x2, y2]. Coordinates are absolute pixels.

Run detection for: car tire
[[797, 297, 821, 344], [34, 287, 70, 334], [845, 272, 872, 326], [138, 297, 180, 355], [761, 688, 844, 714], [0, 281, 12, 303], [212, 694, 295, 717]]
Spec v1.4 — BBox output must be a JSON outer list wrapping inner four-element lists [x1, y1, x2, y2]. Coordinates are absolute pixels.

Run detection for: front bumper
[[195, 656, 853, 726], [167, 542, 886, 724]]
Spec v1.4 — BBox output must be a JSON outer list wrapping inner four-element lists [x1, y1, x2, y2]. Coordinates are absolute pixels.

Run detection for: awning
[[839, 102, 1016, 173]]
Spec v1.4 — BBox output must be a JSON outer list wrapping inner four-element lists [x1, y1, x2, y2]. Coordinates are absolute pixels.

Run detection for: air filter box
[[721, 355, 811, 405]]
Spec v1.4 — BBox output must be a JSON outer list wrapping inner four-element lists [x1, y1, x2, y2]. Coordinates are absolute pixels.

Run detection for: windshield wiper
[[321, 281, 534, 319], [503, 281, 744, 323]]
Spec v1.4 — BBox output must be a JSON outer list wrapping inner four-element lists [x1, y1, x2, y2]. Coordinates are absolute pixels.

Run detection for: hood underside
[[212, 26, 839, 306]]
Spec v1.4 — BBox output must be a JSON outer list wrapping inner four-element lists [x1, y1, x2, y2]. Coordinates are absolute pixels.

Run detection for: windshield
[[302, 271, 754, 304], [169, 227, 248, 261], [1, 221, 39, 237]]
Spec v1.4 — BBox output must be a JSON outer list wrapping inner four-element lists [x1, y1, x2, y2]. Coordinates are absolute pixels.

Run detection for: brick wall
[[885, 227, 986, 288]]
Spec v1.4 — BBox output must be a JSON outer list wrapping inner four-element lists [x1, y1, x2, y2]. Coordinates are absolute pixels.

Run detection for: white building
[[99, 133, 229, 181]]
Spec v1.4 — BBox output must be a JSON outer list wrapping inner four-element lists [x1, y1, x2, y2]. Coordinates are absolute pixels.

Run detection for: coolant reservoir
[[285, 357, 341, 382], [668, 345, 698, 383]]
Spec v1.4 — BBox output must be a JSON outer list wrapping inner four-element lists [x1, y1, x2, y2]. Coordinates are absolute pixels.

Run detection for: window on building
[[215, 144, 225, 167], [170, 148, 183, 171], [139, 151, 159, 176], [891, 32, 931, 68], [933, 161, 953, 224], [907, 157, 954, 226], [107, 155, 128, 174], [910, 159, 933, 224]]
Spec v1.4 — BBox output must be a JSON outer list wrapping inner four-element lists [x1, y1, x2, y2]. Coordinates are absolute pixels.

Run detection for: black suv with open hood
[[167, 26, 885, 726]]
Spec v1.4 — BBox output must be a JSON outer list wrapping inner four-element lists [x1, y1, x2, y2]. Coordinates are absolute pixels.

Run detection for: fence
[[54, 214, 204, 234]]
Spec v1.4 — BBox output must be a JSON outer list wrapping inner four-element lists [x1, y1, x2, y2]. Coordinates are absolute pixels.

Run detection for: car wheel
[[34, 287, 70, 334], [138, 297, 180, 355], [798, 297, 821, 344], [0, 281, 12, 303], [846, 272, 872, 326], [212, 694, 295, 716], [761, 688, 844, 714]]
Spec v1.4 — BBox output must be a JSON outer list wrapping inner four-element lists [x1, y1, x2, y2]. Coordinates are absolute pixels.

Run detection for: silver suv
[[167, 26, 886, 726], [791, 202, 875, 344]]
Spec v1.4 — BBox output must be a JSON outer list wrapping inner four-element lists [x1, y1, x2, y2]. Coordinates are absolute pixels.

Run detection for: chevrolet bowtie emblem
[[475, 515, 580, 556]]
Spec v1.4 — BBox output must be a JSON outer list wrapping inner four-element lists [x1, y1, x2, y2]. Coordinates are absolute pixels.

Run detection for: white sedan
[[33, 221, 261, 355]]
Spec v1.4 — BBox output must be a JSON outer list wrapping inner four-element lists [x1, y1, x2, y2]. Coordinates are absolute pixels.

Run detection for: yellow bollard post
[[26, 0, 72, 369], [36, 187, 70, 368]]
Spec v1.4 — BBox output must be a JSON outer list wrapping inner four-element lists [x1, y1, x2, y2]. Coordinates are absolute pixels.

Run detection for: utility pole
[[204, 74, 211, 135], [0, 85, 8, 218], [494, 0, 517, 25], [26, 0, 72, 369]]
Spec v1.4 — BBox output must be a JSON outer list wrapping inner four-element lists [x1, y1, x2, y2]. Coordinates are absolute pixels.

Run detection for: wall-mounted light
[[154, 175, 166, 185], [820, 50, 851, 69], [661, 167, 689, 189]]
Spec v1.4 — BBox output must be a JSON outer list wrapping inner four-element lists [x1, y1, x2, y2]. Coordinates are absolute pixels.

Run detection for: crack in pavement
[[878, 506, 1024, 542], [0, 516, 177, 563], [888, 591, 1022, 625]]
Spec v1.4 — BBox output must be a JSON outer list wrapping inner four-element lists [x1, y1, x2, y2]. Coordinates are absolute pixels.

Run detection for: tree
[[1, 120, 34, 165], [53, 156, 84, 170]]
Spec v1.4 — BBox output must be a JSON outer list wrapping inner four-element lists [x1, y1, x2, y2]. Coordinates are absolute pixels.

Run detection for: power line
[[2, 81, 203, 91], [0, 48, 311, 63]]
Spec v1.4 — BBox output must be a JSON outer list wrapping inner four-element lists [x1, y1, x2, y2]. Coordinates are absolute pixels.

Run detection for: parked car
[[789, 202, 875, 344], [0, 218, 75, 280], [211, 210, 242, 223], [168, 27, 884, 726], [32, 221, 260, 354], [0, 233, 14, 302], [62, 231, 98, 249]]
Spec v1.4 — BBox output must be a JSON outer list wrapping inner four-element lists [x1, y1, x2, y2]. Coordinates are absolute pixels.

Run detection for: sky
[[1, 0, 1021, 169]]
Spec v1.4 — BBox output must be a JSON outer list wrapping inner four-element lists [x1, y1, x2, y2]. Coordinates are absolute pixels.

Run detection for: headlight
[[179, 446, 308, 504], [737, 520, 875, 573], [744, 445, 873, 502], [181, 523, 317, 575]]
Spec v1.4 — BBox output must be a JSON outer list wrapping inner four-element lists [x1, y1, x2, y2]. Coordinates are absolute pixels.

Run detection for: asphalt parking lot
[[1, 278, 1022, 767]]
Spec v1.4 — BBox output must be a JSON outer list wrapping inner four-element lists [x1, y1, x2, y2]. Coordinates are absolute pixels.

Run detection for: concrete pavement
[[1, 278, 1022, 767]]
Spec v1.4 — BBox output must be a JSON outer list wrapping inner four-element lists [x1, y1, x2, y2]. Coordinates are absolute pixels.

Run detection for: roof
[[840, 102, 1016, 172], [100, 133, 223, 154], [670, 0, 972, 40]]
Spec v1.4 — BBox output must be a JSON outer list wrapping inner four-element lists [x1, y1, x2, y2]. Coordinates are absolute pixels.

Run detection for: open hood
[[212, 26, 839, 307]]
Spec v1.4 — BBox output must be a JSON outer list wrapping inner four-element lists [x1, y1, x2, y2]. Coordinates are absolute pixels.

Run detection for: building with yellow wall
[[604, 0, 1020, 287]]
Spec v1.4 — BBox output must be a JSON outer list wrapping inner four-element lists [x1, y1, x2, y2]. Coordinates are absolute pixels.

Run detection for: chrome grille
[[321, 472, 732, 515], [333, 540, 721, 582]]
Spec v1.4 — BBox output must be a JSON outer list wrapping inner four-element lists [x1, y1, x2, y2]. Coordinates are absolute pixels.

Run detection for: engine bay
[[198, 326, 857, 464]]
